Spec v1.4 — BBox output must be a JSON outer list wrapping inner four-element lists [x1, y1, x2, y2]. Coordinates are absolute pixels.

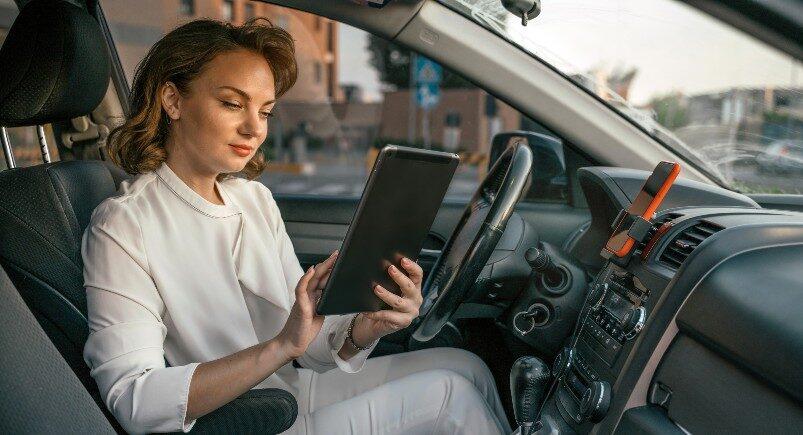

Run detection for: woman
[[82, 18, 510, 434]]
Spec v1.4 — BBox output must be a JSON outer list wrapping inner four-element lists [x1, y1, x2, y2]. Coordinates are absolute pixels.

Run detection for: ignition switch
[[513, 302, 550, 335]]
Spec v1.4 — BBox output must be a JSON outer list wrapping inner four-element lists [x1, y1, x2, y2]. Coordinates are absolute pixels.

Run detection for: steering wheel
[[412, 142, 533, 342]]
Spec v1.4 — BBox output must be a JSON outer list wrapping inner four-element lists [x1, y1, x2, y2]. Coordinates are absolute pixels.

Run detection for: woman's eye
[[260, 111, 274, 119], [222, 101, 242, 110]]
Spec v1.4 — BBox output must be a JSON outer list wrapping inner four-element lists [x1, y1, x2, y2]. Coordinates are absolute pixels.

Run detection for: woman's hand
[[351, 257, 424, 347], [275, 250, 338, 359]]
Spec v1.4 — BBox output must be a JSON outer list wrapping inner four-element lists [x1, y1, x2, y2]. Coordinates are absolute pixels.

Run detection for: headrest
[[0, 0, 110, 127]]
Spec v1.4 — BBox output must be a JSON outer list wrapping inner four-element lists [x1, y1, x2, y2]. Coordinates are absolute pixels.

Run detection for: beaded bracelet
[[347, 313, 375, 351]]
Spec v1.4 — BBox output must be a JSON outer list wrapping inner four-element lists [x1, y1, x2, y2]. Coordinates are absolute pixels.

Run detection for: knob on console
[[525, 246, 567, 289], [580, 380, 611, 423], [622, 306, 646, 339]]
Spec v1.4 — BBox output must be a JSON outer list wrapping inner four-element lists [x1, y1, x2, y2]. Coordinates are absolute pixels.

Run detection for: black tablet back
[[316, 145, 459, 315]]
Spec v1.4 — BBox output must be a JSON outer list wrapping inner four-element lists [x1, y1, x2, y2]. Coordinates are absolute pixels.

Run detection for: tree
[[367, 35, 475, 89], [648, 92, 689, 130]]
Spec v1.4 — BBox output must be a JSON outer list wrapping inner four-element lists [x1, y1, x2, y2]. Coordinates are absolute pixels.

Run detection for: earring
[[166, 117, 172, 125]]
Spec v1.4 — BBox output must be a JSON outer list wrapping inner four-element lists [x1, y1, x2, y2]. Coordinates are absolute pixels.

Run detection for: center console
[[556, 262, 650, 425]]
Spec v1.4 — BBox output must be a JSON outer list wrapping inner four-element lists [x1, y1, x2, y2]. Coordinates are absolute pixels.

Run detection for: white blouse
[[81, 162, 375, 434]]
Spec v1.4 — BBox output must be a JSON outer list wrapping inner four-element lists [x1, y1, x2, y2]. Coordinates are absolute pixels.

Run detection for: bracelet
[[347, 314, 375, 351]]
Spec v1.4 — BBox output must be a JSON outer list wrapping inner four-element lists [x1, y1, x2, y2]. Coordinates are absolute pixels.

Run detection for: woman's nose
[[239, 110, 266, 138]]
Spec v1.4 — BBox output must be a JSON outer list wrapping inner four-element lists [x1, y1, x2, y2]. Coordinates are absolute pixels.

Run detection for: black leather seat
[[0, 161, 122, 429], [0, 1, 297, 433]]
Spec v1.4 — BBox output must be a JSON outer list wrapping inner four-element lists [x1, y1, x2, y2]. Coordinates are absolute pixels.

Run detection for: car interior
[[0, 0, 801, 434]]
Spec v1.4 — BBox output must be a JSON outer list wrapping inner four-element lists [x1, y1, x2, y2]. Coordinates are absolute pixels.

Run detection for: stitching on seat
[[3, 261, 88, 322], [47, 165, 83, 246], [0, 206, 82, 274]]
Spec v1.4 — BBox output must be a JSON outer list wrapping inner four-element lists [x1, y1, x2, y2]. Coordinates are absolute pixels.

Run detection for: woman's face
[[162, 49, 276, 176]]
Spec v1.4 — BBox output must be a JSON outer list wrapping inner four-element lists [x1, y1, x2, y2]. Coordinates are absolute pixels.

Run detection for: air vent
[[633, 212, 683, 257], [659, 220, 724, 269]]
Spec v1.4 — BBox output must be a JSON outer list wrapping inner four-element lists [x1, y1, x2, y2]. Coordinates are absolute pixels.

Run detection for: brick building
[[102, 0, 339, 103], [379, 89, 520, 154]]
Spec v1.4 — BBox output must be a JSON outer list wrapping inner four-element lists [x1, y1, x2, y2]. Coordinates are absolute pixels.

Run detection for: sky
[[339, 0, 801, 106], [452, 0, 801, 105], [338, 24, 383, 102]]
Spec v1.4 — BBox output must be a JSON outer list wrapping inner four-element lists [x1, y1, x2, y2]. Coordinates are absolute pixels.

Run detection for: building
[[377, 88, 520, 155], [102, 0, 339, 103]]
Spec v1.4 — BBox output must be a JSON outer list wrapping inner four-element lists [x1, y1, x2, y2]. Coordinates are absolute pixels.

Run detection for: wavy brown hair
[[107, 18, 297, 180]]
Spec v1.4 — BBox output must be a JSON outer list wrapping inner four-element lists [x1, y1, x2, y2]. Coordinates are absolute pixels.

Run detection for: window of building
[[221, 0, 234, 22], [178, 0, 194, 16], [326, 62, 335, 99], [275, 14, 288, 30], [327, 21, 335, 53], [314, 61, 322, 84]]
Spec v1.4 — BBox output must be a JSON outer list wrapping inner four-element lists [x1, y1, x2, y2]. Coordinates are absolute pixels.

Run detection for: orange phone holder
[[601, 210, 656, 264]]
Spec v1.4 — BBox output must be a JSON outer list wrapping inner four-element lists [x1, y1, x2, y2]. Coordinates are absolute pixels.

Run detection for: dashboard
[[505, 167, 803, 434]]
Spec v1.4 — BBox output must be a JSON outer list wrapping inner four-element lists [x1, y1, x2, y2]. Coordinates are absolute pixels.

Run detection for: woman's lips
[[229, 144, 252, 157]]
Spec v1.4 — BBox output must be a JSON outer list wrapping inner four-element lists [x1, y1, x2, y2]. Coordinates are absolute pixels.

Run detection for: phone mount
[[600, 209, 655, 266]]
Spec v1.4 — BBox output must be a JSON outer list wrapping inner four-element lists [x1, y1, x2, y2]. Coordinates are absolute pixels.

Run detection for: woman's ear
[[160, 82, 181, 122]]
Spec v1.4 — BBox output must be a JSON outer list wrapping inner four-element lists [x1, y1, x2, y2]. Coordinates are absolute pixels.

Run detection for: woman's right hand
[[275, 250, 339, 359]]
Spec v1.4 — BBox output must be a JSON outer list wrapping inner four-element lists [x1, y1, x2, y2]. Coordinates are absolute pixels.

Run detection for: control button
[[585, 323, 621, 367]]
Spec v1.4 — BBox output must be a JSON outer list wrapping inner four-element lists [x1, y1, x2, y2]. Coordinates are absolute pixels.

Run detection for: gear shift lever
[[510, 356, 551, 435]]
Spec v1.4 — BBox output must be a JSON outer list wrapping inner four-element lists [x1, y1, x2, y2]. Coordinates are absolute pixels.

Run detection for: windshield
[[439, 0, 803, 194]]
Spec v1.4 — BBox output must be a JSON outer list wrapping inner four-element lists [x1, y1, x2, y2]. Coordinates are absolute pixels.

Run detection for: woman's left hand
[[351, 257, 424, 347]]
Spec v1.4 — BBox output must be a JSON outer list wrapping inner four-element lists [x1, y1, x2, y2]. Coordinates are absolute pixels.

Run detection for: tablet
[[315, 145, 459, 315]]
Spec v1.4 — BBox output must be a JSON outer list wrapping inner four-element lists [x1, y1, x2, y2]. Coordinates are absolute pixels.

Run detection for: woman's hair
[[107, 18, 297, 180]]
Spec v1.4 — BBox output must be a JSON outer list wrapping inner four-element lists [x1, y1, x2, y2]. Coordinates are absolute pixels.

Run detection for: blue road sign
[[414, 57, 442, 84], [416, 83, 440, 109]]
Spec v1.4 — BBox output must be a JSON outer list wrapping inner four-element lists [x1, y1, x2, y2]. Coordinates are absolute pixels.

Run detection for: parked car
[[757, 139, 803, 173]]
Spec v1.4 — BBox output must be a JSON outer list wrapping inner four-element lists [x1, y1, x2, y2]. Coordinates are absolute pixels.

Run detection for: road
[[261, 152, 481, 199], [723, 163, 803, 194], [260, 151, 803, 198]]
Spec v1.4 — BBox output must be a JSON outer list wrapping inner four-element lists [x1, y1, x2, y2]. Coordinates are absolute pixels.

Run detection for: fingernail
[[390, 265, 397, 273], [402, 258, 411, 265], [307, 266, 314, 273], [374, 285, 381, 292]]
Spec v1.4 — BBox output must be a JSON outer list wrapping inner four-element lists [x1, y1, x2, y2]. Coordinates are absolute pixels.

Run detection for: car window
[[441, 0, 803, 195], [100, 0, 570, 203], [0, 0, 60, 170]]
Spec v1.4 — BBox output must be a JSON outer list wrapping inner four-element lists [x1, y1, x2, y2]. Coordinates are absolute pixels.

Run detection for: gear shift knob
[[510, 356, 551, 435]]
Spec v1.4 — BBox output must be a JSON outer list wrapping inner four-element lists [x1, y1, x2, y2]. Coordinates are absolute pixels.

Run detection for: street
[[260, 150, 482, 199]]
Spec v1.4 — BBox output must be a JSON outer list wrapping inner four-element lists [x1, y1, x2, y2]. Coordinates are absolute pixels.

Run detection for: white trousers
[[283, 347, 512, 435]]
